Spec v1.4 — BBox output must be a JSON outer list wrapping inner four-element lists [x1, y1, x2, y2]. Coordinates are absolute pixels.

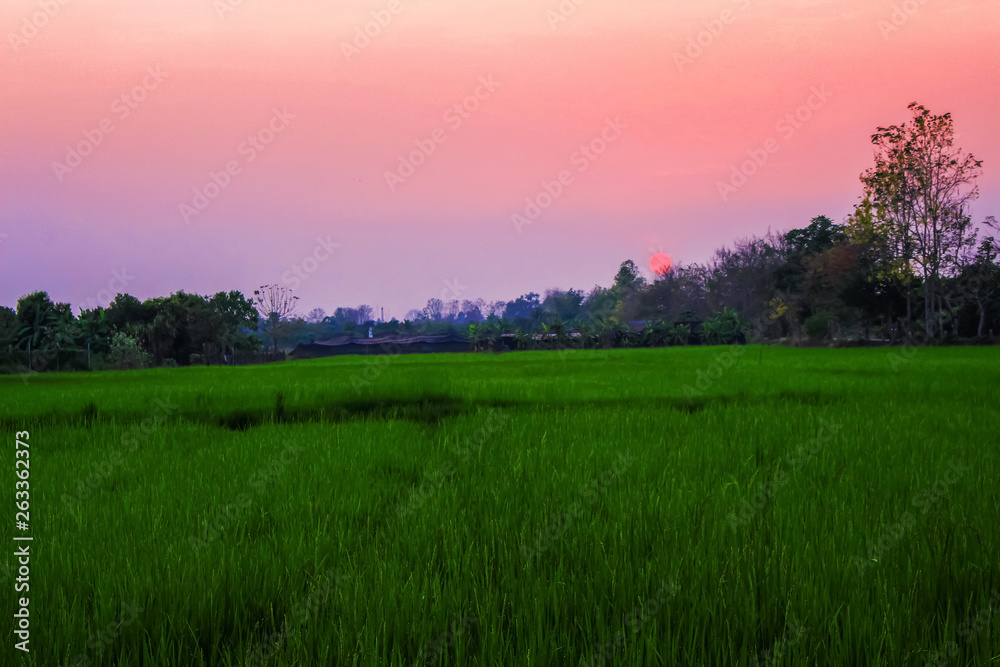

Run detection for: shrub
[[701, 308, 743, 345], [667, 323, 691, 346], [804, 313, 831, 341], [108, 333, 151, 370]]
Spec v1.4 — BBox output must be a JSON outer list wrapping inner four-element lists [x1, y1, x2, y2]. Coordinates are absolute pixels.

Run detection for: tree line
[[2, 103, 997, 372]]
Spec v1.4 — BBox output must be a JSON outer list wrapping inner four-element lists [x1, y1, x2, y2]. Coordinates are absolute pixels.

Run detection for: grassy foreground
[[1, 346, 998, 666]]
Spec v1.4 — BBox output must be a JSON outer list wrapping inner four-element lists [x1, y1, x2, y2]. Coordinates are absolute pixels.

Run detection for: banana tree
[[513, 329, 533, 351], [647, 320, 670, 347], [541, 318, 569, 350], [77, 309, 110, 369], [468, 323, 484, 352], [701, 307, 743, 345], [16, 303, 57, 370], [667, 323, 691, 346], [600, 320, 627, 348], [575, 321, 597, 350], [620, 324, 641, 348]]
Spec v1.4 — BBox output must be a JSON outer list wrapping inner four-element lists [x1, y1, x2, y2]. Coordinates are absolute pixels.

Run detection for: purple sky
[[2, 0, 998, 319]]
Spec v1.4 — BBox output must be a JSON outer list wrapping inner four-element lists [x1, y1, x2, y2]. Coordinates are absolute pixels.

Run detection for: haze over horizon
[[2, 0, 998, 319]]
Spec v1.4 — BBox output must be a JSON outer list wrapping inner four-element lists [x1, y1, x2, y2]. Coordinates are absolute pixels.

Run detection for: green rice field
[[1, 345, 998, 666]]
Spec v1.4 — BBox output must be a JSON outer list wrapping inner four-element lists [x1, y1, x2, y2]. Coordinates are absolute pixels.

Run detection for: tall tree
[[502, 293, 541, 324], [76, 307, 110, 367], [959, 234, 1000, 337], [15, 291, 57, 365], [460, 300, 484, 323], [105, 293, 152, 352], [422, 299, 444, 321], [540, 289, 584, 324], [0, 306, 18, 359], [850, 103, 982, 339], [209, 290, 259, 360], [253, 285, 299, 354]]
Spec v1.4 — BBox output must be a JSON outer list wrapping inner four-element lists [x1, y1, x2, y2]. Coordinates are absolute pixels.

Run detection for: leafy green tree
[[0, 306, 17, 357], [502, 293, 541, 325], [76, 308, 110, 368], [613, 260, 646, 294], [15, 292, 63, 369], [211, 291, 258, 337], [959, 235, 1000, 337], [850, 103, 982, 340], [579, 286, 618, 327], [784, 216, 845, 259], [15, 291, 56, 349], [45, 307, 79, 370], [776, 216, 846, 314], [540, 289, 584, 324], [703, 235, 784, 339], [105, 293, 150, 333]]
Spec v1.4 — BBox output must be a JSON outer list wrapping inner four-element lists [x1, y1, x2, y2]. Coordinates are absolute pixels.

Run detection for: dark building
[[291, 332, 474, 359]]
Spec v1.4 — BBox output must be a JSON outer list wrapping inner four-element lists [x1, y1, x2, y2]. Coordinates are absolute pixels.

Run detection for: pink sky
[[2, 0, 998, 319]]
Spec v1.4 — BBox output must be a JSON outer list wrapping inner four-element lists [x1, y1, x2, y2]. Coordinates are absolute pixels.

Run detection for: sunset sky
[[2, 0, 998, 319]]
